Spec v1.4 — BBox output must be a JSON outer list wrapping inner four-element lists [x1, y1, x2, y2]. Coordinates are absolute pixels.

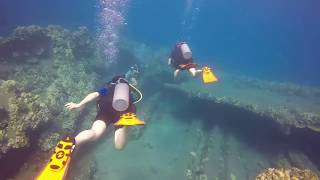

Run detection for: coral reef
[[46, 62, 96, 132], [12, 66, 56, 94], [0, 79, 17, 94], [0, 106, 8, 129], [256, 167, 319, 180], [0, 25, 97, 65], [69, 26, 95, 59], [38, 132, 61, 152], [0, 25, 106, 179], [0, 25, 51, 62], [1, 25, 101, 134], [0, 80, 52, 155]]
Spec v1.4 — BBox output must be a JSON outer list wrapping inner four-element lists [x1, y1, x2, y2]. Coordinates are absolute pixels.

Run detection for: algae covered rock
[[46, 62, 96, 131], [0, 25, 102, 179], [256, 167, 319, 180], [38, 132, 61, 152], [70, 26, 95, 59], [0, 25, 96, 65], [0, 80, 52, 155], [0, 106, 8, 129], [0, 25, 51, 62], [0, 79, 17, 94]]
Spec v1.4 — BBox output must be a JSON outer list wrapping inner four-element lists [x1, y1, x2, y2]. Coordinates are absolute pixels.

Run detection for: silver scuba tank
[[112, 82, 129, 111], [180, 43, 192, 59]]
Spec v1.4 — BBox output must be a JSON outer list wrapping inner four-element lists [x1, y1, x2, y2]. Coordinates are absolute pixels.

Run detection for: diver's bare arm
[[78, 92, 99, 107], [65, 92, 99, 110]]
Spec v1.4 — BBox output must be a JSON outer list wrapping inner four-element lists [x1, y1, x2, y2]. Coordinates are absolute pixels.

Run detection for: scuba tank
[[110, 76, 143, 112], [112, 81, 130, 112], [180, 43, 192, 59]]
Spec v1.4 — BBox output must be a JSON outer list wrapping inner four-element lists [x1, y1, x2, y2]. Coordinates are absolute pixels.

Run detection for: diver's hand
[[65, 102, 81, 110]]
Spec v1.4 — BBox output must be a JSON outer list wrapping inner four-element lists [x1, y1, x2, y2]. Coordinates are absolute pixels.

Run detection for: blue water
[[1, 0, 319, 85], [1, 1, 320, 179], [126, 0, 320, 86], [0, 0, 96, 33]]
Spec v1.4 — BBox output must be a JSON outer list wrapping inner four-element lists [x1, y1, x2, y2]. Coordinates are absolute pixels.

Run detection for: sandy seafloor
[[70, 95, 267, 180]]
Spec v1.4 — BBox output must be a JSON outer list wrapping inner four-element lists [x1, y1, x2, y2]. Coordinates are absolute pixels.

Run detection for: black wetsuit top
[[170, 43, 193, 70], [95, 85, 136, 126]]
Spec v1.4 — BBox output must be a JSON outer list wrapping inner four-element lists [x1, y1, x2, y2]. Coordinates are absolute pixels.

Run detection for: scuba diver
[[65, 75, 144, 149], [37, 75, 144, 180], [168, 41, 218, 84], [168, 42, 202, 79]]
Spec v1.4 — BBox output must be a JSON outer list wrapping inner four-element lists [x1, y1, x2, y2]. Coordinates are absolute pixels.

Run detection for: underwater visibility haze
[[0, 0, 320, 180]]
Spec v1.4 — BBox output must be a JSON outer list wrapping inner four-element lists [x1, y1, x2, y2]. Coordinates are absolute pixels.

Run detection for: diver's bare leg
[[174, 69, 180, 79], [75, 120, 107, 147], [168, 58, 172, 65], [189, 68, 202, 77], [114, 126, 128, 150]]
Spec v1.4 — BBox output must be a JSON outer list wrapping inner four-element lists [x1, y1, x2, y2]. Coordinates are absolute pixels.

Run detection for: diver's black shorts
[[95, 105, 136, 127]]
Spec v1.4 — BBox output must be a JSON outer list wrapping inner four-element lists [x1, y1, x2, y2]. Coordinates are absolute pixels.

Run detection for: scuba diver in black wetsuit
[[65, 75, 144, 150], [168, 41, 219, 84], [37, 75, 144, 180], [168, 42, 203, 79]]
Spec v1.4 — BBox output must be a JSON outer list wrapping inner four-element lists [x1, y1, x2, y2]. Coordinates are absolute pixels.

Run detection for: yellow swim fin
[[114, 113, 146, 126], [37, 136, 75, 180], [202, 66, 218, 84]]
